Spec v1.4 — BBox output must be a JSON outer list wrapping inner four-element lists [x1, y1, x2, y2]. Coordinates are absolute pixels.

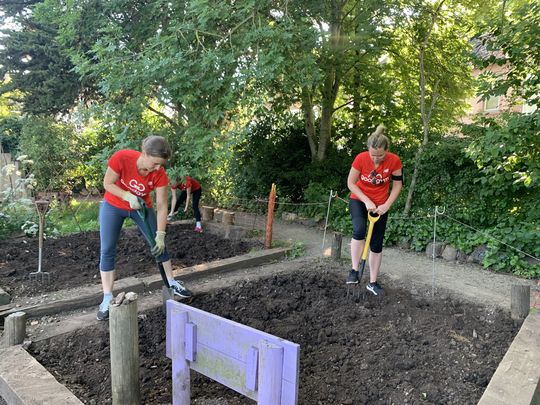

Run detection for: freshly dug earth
[[29, 262, 518, 405], [0, 223, 258, 299]]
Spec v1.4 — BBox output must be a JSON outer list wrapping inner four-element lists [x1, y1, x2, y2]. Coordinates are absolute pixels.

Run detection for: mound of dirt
[[0, 223, 259, 298], [29, 262, 517, 404]]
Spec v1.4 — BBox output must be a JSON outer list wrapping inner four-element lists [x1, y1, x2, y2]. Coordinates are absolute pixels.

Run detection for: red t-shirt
[[350, 151, 402, 205], [171, 176, 201, 192], [104, 149, 169, 210]]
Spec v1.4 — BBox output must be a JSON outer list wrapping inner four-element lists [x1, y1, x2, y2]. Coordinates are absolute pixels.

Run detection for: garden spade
[[347, 211, 380, 299], [29, 200, 51, 283], [135, 199, 174, 304]]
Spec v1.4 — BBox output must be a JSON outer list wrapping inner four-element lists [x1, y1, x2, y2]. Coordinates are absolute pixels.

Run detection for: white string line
[[223, 193, 540, 264], [227, 196, 327, 206], [441, 212, 540, 262], [321, 190, 337, 253]]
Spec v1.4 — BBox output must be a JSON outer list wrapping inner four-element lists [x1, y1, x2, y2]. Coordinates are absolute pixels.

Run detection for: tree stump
[[213, 208, 223, 222], [511, 284, 530, 321], [202, 206, 214, 221], [222, 211, 235, 225], [331, 232, 343, 260], [3, 312, 26, 347]]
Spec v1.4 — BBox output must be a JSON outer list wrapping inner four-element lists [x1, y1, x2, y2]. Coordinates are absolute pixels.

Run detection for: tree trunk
[[302, 88, 317, 160], [315, 5, 342, 162], [403, 1, 444, 216]]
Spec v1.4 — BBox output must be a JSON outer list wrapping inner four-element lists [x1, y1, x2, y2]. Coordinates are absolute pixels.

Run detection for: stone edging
[[478, 309, 540, 405], [0, 345, 83, 404]]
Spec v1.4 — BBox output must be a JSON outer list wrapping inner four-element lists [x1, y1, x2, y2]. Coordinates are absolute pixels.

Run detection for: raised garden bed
[[0, 223, 260, 300], [28, 261, 518, 404]]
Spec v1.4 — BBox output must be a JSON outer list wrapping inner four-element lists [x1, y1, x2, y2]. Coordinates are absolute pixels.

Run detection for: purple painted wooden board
[[166, 300, 300, 404]]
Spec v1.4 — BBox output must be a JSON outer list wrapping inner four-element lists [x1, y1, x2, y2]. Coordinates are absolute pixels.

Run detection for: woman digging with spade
[[346, 124, 403, 296], [96, 135, 192, 321]]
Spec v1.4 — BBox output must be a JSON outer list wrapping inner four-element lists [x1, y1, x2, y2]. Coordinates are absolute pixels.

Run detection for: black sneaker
[[170, 279, 193, 298], [346, 269, 359, 284], [366, 282, 384, 296]]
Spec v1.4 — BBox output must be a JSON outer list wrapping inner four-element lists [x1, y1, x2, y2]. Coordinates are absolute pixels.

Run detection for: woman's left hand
[[151, 231, 166, 256], [375, 204, 390, 215]]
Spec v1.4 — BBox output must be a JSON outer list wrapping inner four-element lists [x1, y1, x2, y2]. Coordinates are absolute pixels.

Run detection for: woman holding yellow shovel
[[346, 125, 403, 296]]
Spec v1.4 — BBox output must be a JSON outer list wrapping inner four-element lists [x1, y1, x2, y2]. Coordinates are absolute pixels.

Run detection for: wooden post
[[110, 292, 140, 405], [169, 304, 190, 405], [222, 211, 235, 225], [258, 340, 284, 405], [3, 312, 26, 347], [201, 206, 214, 221], [331, 232, 342, 260], [264, 184, 276, 249], [511, 284, 530, 321]]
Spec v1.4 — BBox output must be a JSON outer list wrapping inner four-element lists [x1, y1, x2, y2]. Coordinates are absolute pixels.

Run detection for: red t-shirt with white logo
[[104, 149, 169, 210], [350, 151, 402, 206], [171, 176, 201, 192]]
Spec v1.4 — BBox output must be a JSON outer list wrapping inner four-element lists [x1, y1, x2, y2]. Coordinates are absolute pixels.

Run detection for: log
[[3, 312, 26, 347], [331, 232, 343, 260], [110, 293, 140, 405], [511, 285, 530, 321], [201, 206, 214, 221], [222, 211, 235, 225]]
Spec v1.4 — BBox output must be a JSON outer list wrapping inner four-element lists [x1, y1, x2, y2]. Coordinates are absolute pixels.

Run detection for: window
[[484, 96, 500, 111]]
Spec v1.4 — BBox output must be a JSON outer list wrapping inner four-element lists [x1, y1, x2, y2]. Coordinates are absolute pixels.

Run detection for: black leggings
[[349, 199, 388, 253], [174, 188, 202, 222]]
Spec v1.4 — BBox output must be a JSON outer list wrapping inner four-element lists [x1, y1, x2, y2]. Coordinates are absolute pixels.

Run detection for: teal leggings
[[99, 201, 169, 271]]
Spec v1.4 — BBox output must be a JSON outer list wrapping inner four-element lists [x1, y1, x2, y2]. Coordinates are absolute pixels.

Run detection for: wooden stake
[[264, 184, 276, 249], [3, 312, 26, 347], [331, 232, 343, 260], [511, 284, 530, 321], [110, 292, 140, 405]]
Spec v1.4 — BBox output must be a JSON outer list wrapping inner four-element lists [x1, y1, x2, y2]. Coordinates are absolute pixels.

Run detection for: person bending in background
[[168, 175, 203, 232], [346, 124, 403, 296], [97, 136, 192, 321]]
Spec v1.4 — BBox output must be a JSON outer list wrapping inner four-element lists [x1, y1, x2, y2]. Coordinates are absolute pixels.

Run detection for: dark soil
[[29, 262, 518, 405], [0, 223, 258, 298]]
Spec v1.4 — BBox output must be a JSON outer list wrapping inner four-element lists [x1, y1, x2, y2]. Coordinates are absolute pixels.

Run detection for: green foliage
[[465, 112, 540, 221], [477, 2, 540, 108], [17, 117, 77, 192], [0, 6, 83, 114], [0, 197, 35, 240], [46, 199, 100, 235]]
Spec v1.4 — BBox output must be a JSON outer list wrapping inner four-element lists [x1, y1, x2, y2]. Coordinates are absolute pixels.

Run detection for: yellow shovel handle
[[361, 212, 380, 260]]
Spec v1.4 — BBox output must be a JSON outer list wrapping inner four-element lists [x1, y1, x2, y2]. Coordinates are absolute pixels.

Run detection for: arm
[[347, 166, 376, 211], [184, 187, 192, 212], [169, 187, 177, 216], [155, 186, 169, 232], [103, 167, 125, 198], [375, 168, 403, 215]]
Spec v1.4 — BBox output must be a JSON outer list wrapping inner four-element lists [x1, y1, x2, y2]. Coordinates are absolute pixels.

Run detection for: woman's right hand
[[122, 191, 141, 210], [364, 200, 377, 212]]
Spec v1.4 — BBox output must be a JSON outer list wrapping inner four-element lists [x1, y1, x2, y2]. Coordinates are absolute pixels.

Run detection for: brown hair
[[141, 136, 172, 159], [366, 124, 390, 150]]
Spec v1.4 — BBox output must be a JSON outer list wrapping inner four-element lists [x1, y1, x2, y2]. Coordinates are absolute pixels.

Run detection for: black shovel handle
[[136, 198, 170, 289]]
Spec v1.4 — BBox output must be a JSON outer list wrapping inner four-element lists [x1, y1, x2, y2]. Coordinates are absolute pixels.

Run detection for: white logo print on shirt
[[121, 178, 147, 196]]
